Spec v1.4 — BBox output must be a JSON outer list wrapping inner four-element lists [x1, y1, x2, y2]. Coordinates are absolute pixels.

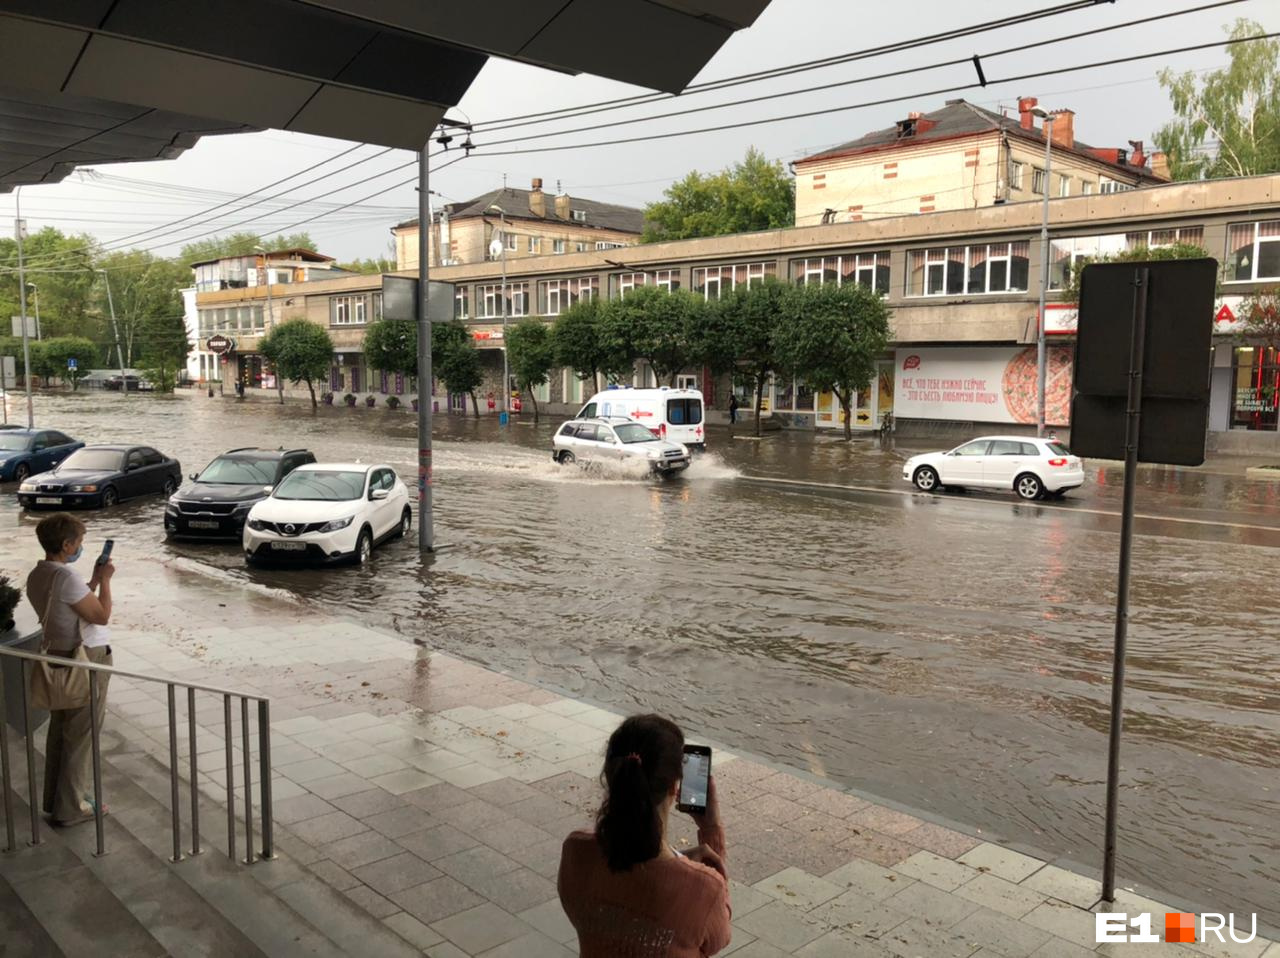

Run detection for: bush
[[321, 391, 334, 405], [0, 574, 20, 629], [386, 395, 401, 409], [364, 395, 377, 407], [343, 393, 356, 406]]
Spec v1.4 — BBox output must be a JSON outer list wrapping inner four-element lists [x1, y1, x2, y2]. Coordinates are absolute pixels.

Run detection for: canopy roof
[[0, 0, 771, 192]]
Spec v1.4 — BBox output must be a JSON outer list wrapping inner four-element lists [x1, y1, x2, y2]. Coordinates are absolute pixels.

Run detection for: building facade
[[200, 174, 1280, 453], [792, 98, 1166, 229], [393, 180, 643, 270]]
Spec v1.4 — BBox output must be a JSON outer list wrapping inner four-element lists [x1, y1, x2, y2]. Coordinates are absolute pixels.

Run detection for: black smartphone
[[677, 744, 711, 814], [95, 539, 114, 567]]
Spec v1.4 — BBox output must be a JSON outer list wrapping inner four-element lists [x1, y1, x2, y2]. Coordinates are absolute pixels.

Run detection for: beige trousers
[[43, 646, 111, 824]]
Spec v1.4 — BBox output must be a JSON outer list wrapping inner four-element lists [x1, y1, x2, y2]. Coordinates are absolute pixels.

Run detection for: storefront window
[[774, 376, 794, 410], [1228, 221, 1280, 282], [1231, 346, 1279, 430]]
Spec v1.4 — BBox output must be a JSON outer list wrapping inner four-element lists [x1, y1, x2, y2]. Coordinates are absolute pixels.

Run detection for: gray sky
[[4, 0, 1277, 264]]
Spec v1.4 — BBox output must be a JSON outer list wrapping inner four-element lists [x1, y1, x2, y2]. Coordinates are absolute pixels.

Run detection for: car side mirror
[[189, 472, 198, 480], [371, 488, 390, 500]]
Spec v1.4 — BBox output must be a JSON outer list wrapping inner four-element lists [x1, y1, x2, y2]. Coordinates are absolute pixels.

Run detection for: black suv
[[165, 447, 315, 540]]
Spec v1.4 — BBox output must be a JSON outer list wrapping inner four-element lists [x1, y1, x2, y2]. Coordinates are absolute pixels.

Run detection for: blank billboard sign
[[1070, 259, 1217, 466]]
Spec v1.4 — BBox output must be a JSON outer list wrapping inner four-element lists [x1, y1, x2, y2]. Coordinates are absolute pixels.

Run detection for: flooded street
[[2, 390, 1277, 924]]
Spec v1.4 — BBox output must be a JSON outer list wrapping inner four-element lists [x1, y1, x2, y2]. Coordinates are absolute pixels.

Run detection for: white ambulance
[[577, 387, 706, 450]]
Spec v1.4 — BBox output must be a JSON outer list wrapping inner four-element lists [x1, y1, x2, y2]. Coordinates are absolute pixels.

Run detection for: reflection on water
[[2, 391, 1278, 922]]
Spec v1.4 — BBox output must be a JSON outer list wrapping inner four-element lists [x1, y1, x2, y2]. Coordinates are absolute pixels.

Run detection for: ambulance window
[[667, 398, 702, 425], [581, 402, 597, 418]]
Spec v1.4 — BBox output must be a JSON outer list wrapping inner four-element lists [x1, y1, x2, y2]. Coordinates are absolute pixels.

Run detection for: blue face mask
[[66, 546, 83, 563]]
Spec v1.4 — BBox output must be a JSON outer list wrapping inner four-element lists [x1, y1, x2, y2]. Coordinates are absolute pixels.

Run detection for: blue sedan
[[0, 429, 84, 483]]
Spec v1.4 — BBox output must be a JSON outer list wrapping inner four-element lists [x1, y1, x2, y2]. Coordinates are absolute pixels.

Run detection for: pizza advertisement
[[893, 346, 1073, 426]]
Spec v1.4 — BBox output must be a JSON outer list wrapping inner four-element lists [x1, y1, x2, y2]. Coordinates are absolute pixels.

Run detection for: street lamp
[[255, 245, 284, 402], [1032, 106, 1056, 439], [486, 204, 509, 415]]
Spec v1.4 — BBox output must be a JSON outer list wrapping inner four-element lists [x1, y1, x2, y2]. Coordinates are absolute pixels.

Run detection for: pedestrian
[[728, 395, 739, 425], [558, 714, 731, 957], [25, 514, 114, 827]]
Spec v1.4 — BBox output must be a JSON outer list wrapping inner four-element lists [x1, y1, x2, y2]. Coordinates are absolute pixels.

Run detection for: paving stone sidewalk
[[5, 554, 1275, 958]]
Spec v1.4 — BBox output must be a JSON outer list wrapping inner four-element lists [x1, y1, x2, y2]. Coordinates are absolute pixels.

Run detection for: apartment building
[[792, 98, 1167, 229], [392, 180, 644, 270]]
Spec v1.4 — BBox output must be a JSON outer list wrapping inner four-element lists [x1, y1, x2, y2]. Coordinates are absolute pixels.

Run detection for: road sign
[[67, 358, 78, 370], [10, 315, 36, 338], [1, 356, 13, 382]]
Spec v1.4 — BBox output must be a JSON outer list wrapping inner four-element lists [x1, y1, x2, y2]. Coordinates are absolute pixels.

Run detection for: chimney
[[554, 191, 570, 220], [1150, 151, 1171, 180], [1127, 140, 1146, 169], [530, 177, 545, 218], [1018, 96, 1038, 131], [1049, 109, 1074, 151]]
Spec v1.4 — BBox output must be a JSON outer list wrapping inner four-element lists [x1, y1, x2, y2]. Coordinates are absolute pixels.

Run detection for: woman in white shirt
[[25, 513, 114, 826]]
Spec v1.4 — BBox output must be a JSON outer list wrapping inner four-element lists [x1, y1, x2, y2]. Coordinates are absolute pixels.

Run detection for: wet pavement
[[1, 389, 1277, 926]]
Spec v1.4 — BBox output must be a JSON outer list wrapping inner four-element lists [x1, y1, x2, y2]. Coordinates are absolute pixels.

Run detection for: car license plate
[[36, 497, 61, 504], [189, 520, 219, 529], [270, 541, 306, 551]]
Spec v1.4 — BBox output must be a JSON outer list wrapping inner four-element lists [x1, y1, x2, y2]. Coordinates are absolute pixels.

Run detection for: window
[[553, 239, 566, 255], [575, 242, 589, 253], [1124, 227, 1204, 251], [952, 441, 990, 456], [528, 236, 540, 254], [571, 209, 588, 222], [454, 287, 469, 319], [331, 295, 367, 326], [790, 252, 889, 294], [596, 241, 625, 250], [540, 276, 599, 315], [1048, 229, 1205, 290], [1099, 179, 1135, 194], [1032, 168, 1046, 195], [141, 448, 164, 466], [127, 450, 146, 470], [1082, 181, 1094, 195], [1231, 346, 1280, 430], [667, 398, 702, 425], [907, 243, 1030, 296], [988, 440, 1024, 456], [1059, 176, 1071, 198], [1010, 164, 1024, 191], [505, 232, 518, 252], [613, 270, 680, 297], [692, 262, 778, 300], [1227, 221, 1280, 282], [509, 282, 529, 317], [478, 285, 505, 319]]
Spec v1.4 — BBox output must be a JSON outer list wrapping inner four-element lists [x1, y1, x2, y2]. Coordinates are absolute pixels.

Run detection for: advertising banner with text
[[894, 346, 1073, 426]]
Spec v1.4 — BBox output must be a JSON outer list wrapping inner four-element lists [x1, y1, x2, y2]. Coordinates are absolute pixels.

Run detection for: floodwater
[[3, 390, 1277, 924]]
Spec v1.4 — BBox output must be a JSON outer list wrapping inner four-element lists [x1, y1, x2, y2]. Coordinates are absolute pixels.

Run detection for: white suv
[[903, 436, 1084, 500], [243, 463, 411, 565], [553, 417, 691, 476]]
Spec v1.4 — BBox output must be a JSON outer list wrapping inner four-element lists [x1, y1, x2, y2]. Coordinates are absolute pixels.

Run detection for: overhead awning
[[0, 0, 772, 192]]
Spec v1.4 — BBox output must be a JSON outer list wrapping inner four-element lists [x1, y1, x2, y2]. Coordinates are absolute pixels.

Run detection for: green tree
[[1155, 19, 1280, 180], [1061, 242, 1212, 303], [95, 251, 187, 365], [506, 319, 554, 421], [1238, 286, 1280, 349], [259, 319, 334, 410], [0, 227, 100, 339], [778, 283, 891, 441], [336, 256, 396, 274], [551, 298, 628, 397], [39, 337, 99, 390], [642, 147, 794, 243], [715, 278, 794, 436], [363, 319, 418, 382], [138, 310, 190, 394], [602, 286, 706, 386], [432, 320, 482, 416]]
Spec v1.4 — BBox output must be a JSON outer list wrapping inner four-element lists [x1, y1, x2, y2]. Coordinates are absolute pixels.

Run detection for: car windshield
[[1047, 441, 1072, 456], [614, 423, 657, 444], [199, 457, 276, 484], [273, 470, 365, 501], [0, 434, 31, 451], [59, 449, 123, 471]]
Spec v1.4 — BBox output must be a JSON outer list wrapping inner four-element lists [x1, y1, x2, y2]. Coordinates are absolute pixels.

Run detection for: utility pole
[[99, 270, 128, 400], [486, 204, 509, 416], [27, 283, 40, 339], [1033, 108, 1056, 438], [416, 144, 434, 552], [14, 188, 33, 428]]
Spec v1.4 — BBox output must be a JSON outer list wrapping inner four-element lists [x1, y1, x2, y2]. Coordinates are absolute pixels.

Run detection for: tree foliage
[[602, 286, 707, 386], [551, 298, 627, 396], [1239, 286, 1280, 348], [0, 227, 100, 340], [95, 250, 188, 365], [777, 283, 891, 440], [714, 278, 794, 435], [259, 318, 333, 410], [1060, 242, 1213, 303], [40, 337, 99, 390], [506, 319, 554, 420], [1155, 19, 1280, 180], [363, 319, 418, 379], [178, 232, 317, 267], [336, 256, 396, 274], [642, 147, 794, 243], [432, 320, 483, 416]]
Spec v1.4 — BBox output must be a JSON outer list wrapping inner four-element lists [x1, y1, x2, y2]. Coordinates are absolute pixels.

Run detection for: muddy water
[[3, 390, 1277, 923]]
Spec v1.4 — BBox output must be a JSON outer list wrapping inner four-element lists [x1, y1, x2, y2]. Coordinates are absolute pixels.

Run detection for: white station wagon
[[903, 436, 1084, 500]]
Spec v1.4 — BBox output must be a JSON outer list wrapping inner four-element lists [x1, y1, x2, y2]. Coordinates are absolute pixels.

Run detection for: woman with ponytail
[[557, 714, 731, 956]]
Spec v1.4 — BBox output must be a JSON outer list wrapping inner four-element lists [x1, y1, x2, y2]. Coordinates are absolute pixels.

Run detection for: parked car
[[0, 429, 83, 482], [104, 375, 154, 392], [17, 444, 182, 509], [243, 463, 411, 566], [165, 447, 316, 540], [903, 436, 1084, 501], [553, 417, 691, 476], [577, 387, 706, 450]]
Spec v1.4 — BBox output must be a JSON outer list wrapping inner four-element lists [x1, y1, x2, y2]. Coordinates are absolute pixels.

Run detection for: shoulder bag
[[27, 567, 92, 711]]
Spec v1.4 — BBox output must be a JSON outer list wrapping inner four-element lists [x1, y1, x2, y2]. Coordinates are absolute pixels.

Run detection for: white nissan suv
[[552, 417, 691, 476], [243, 463, 411, 565]]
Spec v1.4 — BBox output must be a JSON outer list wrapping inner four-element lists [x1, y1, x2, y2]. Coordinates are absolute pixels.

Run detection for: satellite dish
[[489, 237, 504, 259]]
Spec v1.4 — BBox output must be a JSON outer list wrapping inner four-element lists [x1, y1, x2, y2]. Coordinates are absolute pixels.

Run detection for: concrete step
[[0, 867, 64, 958]]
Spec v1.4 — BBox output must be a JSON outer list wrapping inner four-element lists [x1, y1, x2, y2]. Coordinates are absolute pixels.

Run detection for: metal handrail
[[0, 642, 274, 865]]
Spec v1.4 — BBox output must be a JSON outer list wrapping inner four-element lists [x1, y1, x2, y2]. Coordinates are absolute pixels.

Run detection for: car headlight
[[68, 484, 98, 493], [247, 518, 268, 531], [165, 502, 178, 515], [318, 516, 354, 534], [19, 482, 36, 492]]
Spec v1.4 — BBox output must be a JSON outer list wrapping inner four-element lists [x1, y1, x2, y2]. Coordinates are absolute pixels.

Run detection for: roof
[[795, 99, 1161, 180], [188, 248, 337, 269], [0, 2, 773, 192], [295, 462, 374, 472], [395, 187, 645, 235], [221, 447, 305, 460]]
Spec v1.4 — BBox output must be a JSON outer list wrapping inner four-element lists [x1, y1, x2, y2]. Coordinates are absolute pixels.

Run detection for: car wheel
[[13, 462, 29, 482], [912, 466, 940, 493], [355, 527, 373, 565], [557, 451, 576, 466], [101, 486, 119, 508], [395, 508, 411, 539], [1015, 473, 1044, 500], [162, 477, 177, 496]]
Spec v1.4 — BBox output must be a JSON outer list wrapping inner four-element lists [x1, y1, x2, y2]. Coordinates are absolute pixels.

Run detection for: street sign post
[[0, 355, 14, 424], [67, 358, 77, 370]]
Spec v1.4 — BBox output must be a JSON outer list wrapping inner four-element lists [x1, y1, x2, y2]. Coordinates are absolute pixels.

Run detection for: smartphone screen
[[96, 539, 114, 566], [677, 745, 711, 813]]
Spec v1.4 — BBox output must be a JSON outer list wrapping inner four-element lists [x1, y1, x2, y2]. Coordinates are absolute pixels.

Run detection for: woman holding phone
[[25, 513, 114, 826], [557, 714, 731, 957]]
